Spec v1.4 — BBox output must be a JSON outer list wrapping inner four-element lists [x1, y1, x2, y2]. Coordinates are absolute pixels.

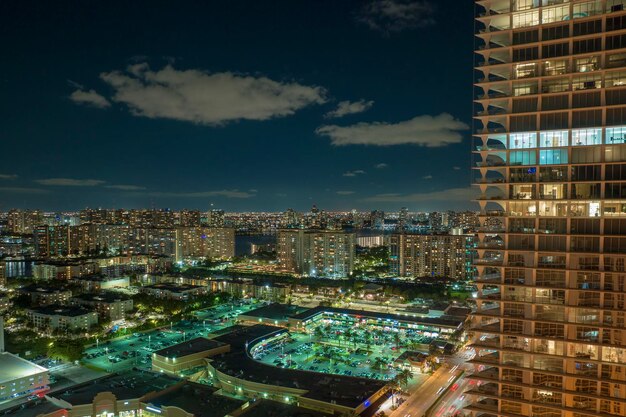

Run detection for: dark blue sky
[[1, 0, 475, 212]]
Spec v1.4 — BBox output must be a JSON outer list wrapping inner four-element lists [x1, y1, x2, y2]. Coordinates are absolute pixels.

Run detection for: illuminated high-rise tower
[[471, 1, 626, 417]]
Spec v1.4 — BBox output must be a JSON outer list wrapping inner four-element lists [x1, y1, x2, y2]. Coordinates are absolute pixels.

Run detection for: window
[[607, 107, 626, 125], [542, 24, 569, 41], [514, 47, 539, 62], [540, 112, 569, 129], [572, 147, 602, 163], [540, 166, 568, 181], [511, 114, 537, 131], [542, 77, 570, 93], [572, 92, 601, 108], [540, 130, 568, 147], [607, 34, 626, 50], [572, 73, 601, 90], [573, 38, 601, 54], [515, 63, 538, 79], [606, 71, 626, 88], [571, 165, 601, 181], [513, 97, 538, 113], [511, 150, 537, 165], [542, 5, 570, 24], [515, 0, 537, 11], [604, 201, 626, 216], [572, 1, 602, 19], [571, 183, 601, 199], [513, 11, 540, 28], [606, 127, 626, 144], [542, 42, 569, 58], [573, 20, 602, 36], [574, 56, 599, 73], [510, 166, 537, 182], [607, 15, 626, 31], [606, 89, 626, 106], [543, 60, 567, 76], [511, 184, 536, 199], [513, 29, 539, 45], [572, 128, 601, 146], [540, 183, 567, 199], [607, 53, 626, 69], [510, 132, 537, 149], [539, 149, 568, 165], [542, 94, 569, 110], [606, 183, 626, 199], [606, 145, 626, 162], [606, 164, 626, 180]]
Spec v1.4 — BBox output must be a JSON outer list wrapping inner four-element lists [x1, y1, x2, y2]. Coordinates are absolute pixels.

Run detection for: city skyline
[[1, 0, 474, 212]]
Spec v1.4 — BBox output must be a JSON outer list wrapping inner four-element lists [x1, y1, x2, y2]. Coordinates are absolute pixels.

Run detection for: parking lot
[[251, 318, 435, 382], [82, 301, 259, 372]]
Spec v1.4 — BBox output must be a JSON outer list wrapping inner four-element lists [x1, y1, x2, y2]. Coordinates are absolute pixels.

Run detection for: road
[[388, 347, 475, 417]]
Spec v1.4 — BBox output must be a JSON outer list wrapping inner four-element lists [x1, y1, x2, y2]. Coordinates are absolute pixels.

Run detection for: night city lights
[[1, 1, 625, 417]]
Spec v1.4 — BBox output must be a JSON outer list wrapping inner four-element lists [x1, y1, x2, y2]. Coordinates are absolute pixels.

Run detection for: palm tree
[[398, 368, 414, 388]]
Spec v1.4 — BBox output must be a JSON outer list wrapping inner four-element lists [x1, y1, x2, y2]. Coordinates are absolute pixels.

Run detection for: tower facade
[[472, 2, 626, 417]]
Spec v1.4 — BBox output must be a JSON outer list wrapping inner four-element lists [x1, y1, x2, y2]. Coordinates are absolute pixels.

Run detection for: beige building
[[471, 2, 626, 417], [71, 292, 133, 321], [389, 234, 476, 280], [277, 229, 355, 278], [174, 227, 235, 262], [0, 352, 49, 403], [27, 305, 98, 331], [151, 337, 229, 375], [23, 285, 72, 306]]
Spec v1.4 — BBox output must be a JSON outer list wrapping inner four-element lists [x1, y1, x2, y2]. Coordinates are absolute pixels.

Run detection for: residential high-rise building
[[7, 209, 42, 234], [277, 229, 355, 278], [471, 2, 626, 417], [175, 227, 235, 262], [389, 234, 476, 280]]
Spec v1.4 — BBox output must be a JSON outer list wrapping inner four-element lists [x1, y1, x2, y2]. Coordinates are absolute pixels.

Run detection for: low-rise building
[[0, 352, 49, 403], [71, 292, 133, 321], [152, 337, 229, 375], [73, 275, 130, 292], [21, 285, 72, 306], [32, 261, 98, 280], [27, 305, 98, 331], [139, 283, 206, 300]]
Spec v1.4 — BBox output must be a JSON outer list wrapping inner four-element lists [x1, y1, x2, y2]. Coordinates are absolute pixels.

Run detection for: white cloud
[[422, 175, 433, 180], [453, 166, 461, 170], [374, 163, 388, 169], [0, 187, 49, 194], [36, 178, 106, 187], [343, 170, 366, 177], [105, 184, 146, 191], [137, 189, 255, 199], [69, 89, 111, 108], [316, 113, 468, 147], [325, 99, 374, 118], [357, 0, 435, 34], [98, 63, 327, 125], [336, 190, 356, 195], [0, 174, 18, 180], [362, 187, 474, 203]]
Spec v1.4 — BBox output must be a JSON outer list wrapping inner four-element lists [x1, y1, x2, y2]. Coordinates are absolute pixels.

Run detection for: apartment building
[[471, 2, 626, 417], [27, 305, 98, 331], [389, 234, 476, 280], [174, 226, 235, 262]]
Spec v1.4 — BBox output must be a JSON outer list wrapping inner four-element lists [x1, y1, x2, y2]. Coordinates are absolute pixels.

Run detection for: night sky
[[1, 0, 475, 212]]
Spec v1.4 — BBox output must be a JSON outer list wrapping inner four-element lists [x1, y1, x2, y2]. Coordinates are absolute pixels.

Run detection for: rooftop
[[241, 303, 308, 321], [147, 382, 245, 417], [76, 275, 129, 282], [0, 352, 48, 384], [51, 372, 180, 405], [72, 292, 130, 303], [21, 284, 70, 294], [212, 325, 386, 409], [154, 337, 225, 358], [290, 306, 464, 329], [29, 304, 95, 317], [238, 399, 334, 417], [142, 283, 204, 292]]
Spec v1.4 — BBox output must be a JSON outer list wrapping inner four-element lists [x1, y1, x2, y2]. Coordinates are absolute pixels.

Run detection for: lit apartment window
[[542, 5, 570, 24], [539, 130, 568, 147], [513, 10, 540, 28], [510, 132, 538, 149], [572, 128, 602, 145], [543, 59, 567, 76], [606, 126, 626, 144]]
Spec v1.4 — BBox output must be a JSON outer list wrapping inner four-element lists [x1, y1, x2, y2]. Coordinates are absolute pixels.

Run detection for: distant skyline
[[1, 0, 474, 212]]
